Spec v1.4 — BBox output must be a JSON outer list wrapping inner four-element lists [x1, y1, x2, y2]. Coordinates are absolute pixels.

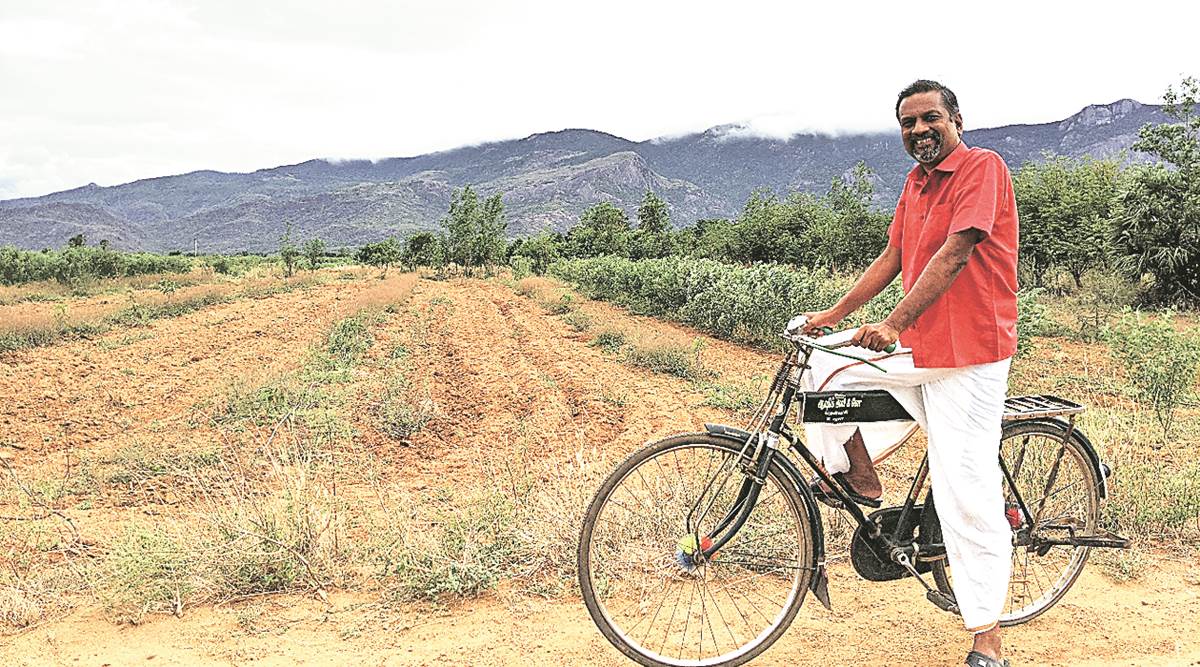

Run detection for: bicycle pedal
[[926, 590, 960, 614]]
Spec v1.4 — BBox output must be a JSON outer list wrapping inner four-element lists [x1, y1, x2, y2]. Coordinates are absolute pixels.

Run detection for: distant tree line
[[1013, 76, 1200, 303], [502, 163, 891, 280]]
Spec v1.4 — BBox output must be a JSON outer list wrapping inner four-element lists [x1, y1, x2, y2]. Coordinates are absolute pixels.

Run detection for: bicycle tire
[[930, 420, 1100, 626], [578, 433, 815, 667]]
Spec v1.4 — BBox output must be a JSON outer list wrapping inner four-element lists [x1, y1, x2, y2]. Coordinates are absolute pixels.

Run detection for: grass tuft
[[590, 329, 627, 353], [561, 310, 593, 332], [625, 340, 713, 380]]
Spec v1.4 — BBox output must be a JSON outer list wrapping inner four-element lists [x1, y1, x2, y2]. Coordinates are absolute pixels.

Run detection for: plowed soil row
[[1, 277, 380, 461], [3, 276, 1197, 666]]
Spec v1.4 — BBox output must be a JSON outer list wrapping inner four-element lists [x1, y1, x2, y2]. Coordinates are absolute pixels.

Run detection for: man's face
[[897, 91, 963, 167]]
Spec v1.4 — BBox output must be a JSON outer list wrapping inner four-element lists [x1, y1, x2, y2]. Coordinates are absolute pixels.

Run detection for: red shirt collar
[[909, 141, 969, 179]]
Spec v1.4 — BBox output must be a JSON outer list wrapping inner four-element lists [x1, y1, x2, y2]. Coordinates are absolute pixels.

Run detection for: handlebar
[[780, 318, 896, 373]]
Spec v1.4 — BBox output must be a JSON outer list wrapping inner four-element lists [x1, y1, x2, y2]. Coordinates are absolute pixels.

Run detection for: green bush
[[324, 315, 374, 369], [385, 493, 521, 601], [0, 245, 190, 286], [561, 310, 593, 332], [509, 255, 533, 280], [1016, 288, 1049, 357], [1105, 310, 1200, 443], [1103, 461, 1200, 539], [590, 329, 627, 353]]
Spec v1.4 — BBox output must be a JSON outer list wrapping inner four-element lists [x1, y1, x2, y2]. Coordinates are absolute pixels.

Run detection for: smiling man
[[799, 80, 1019, 667]]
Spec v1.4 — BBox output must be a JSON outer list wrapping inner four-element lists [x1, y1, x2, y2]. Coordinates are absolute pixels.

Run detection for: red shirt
[[888, 142, 1019, 368]]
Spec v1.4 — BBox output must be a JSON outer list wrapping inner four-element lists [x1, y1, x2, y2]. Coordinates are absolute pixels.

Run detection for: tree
[[631, 191, 673, 259], [805, 163, 890, 271], [356, 238, 403, 276], [474, 192, 508, 273], [442, 186, 507, 274], [691, 218, 736, 261], [568, 201, 631, 257], [511, 231, 562, 275], [1116, 76, 1200, 302], [302, 238, 326, 271], [637, 190, 670, 234], [279, 223, 299, 277], [67, 233, 86, 248], [402, 231, 444, 268], [1015, 156, 1122, 287]]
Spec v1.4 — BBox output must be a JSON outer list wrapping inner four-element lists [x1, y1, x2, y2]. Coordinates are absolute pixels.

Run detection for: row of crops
[[548, 256, 904, 348]]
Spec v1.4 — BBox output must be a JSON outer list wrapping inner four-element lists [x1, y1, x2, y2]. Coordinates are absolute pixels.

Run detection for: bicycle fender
[[703, 423, 832, 610], [1009, 419, 1108, 500]]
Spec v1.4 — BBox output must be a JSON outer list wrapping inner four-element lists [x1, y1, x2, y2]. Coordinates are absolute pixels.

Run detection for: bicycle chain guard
[[850, 502, 943, 582]]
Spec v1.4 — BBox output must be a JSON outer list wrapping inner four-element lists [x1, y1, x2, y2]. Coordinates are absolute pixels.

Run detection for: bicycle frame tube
[[698, 343, 915, 558]]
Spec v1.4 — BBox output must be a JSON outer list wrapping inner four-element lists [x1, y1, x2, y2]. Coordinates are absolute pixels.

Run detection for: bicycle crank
[[892, 549, 960, 615]]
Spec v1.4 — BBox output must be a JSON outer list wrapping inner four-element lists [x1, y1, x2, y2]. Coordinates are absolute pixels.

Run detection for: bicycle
[[577, 323, 1130, 667]]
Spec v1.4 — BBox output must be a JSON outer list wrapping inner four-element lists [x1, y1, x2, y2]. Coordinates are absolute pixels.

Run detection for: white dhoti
[[801, 329, 1013, 632]]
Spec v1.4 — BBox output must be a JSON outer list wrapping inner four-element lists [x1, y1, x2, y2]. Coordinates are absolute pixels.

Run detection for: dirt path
[[3, 276, 1197, 665], [5, 556, 1197, 666]]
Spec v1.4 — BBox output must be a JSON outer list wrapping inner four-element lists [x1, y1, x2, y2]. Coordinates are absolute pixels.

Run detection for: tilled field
[[2, 275, 1197, 666]]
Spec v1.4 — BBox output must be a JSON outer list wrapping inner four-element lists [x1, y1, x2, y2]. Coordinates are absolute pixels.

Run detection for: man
[[799, 80, 1018, 667]]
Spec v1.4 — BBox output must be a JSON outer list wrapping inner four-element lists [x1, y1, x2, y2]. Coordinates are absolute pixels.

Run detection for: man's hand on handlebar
[[797, 309, 842, 335], [851, 321, 900, 352]]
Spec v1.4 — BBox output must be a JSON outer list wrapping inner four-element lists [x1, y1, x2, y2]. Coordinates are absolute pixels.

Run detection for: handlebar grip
[[884, 342, 897, 353], [818, 326, 834, 336]]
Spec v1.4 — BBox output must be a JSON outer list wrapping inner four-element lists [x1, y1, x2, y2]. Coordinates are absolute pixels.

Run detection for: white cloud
[[0, 0, 1197, 199]]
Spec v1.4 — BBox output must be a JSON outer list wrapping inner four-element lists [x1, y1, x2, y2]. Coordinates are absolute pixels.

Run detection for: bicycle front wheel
[[931, 420, 1101, 626], [578, 434, 815, 667]]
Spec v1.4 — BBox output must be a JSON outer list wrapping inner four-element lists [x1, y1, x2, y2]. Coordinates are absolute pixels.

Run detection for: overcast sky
[[1, 0, 1196, 200]]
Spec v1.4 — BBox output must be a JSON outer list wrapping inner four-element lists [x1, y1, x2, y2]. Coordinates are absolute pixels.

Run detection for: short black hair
[[896, 80, 960, 120]]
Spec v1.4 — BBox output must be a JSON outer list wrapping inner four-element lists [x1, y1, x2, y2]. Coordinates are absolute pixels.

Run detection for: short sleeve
[[887, 196, 905, 249], [949, 152, 1010, 237]]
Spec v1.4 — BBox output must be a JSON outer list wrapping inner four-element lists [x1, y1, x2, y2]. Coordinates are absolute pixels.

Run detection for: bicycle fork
[[685, 436, 778, 563]]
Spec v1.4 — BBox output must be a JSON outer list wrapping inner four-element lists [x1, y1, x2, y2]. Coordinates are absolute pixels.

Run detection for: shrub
[[553, 257, 888, 348], [210, 256, 233, 275], [590, 329, 627, 353], [384, 492, 521, 601], [1068, 270, 1140, 342], [0, 245, 191, 286], [97, 525, 197, 623], [541, 294, 575, 315], [376, 377, 436, 441], [1103, 461, 1200, 540], [324, 315, 374, 369], [1105, 310, 1200, 443], [625, 340, 712, 380], [561, 310, 593, 332], [1016, 288, 1049, 357], [509, 255, 533, 280]]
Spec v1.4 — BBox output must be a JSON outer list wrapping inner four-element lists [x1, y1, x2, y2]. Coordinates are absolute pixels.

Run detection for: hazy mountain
[[0, 99, 1166, 252]]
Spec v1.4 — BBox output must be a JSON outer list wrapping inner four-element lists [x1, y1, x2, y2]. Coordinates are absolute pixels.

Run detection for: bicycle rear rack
[[1003, 394, 1085, 421]]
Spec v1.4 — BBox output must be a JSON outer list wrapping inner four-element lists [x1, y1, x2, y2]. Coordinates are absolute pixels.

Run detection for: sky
[[1, 0, 1197, 200]]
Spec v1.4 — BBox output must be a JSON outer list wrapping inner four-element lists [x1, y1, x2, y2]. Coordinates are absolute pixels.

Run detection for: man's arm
[[803, 245, 901, 331], [852, 228, 984, 351]]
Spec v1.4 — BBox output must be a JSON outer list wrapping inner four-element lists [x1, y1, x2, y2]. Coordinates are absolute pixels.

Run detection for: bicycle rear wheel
[[931, 420, 1100, 626], [578, 434, 815, 667]]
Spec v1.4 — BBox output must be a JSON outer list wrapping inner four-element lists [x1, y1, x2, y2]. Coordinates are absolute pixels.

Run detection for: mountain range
[[0, 99, 1165, 252]]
